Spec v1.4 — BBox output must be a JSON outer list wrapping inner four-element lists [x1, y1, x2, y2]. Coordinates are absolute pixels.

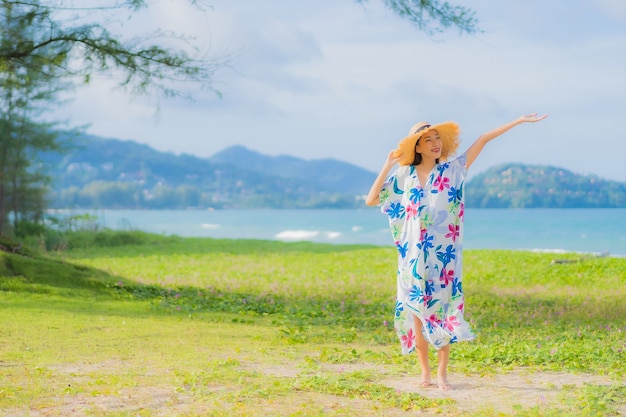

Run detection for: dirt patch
[[5, 387, 194, 417], [238, 361, 302, 378], [242, 361, 622, 415], [381, 370, 616, 415], [46, 359, 129, 375], [238, 361, 390, 379], [321, 363, 391, 375]]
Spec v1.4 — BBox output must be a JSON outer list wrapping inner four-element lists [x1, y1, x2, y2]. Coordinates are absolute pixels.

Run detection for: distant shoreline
[[45, 208, 626, 257]]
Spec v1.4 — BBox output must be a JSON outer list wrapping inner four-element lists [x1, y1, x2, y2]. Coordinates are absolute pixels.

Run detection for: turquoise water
[[56, 208, 626, 256]]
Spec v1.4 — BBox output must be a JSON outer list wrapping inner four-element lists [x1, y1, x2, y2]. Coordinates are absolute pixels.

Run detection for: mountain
[[208, 145, 374, 195], [44, 134, 218, 189], [465, 163, 626, 208], [43, 135, 376, 209], [40, 134, 625, 209]]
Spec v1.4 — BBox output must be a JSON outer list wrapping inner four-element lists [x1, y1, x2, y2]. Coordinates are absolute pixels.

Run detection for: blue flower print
[[437, 244, 456, 266], [395, 300, 404, 317], [417, 233, 434, 261], [409, 187, 424, 204], [452, 277, 463, 297], [424, 279, 435, 296], [409, 285, 423, 302], [424, 319, 435, 333], [386, 202, 406, 219], [447, 186, 462, 203], [396, 241, 408, 258]]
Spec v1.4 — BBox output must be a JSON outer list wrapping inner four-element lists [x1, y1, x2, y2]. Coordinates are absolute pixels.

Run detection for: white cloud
[[49, 0, 626, 182]]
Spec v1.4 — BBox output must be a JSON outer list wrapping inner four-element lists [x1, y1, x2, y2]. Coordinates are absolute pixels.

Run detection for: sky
[[53, 0, 626, 182]]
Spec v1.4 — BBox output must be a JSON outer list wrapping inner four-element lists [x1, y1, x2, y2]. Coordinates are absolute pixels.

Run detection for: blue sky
[[55, 0, 626, 182]]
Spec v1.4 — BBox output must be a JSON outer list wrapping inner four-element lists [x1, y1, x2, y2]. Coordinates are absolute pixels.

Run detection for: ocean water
[[58, 208, 626, 257]]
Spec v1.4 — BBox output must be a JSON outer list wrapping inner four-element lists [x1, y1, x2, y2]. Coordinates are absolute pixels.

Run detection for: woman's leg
[[437, 345, 452, 390], [412, 314, 431, 387]]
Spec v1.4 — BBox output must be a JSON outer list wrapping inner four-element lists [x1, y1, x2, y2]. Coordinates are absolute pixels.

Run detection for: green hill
[[466, 163, 626, 208]]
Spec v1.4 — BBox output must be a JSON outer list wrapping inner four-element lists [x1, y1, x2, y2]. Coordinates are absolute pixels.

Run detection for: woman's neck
[[417, 158, 437, 172], [415, 159, 437, 187]]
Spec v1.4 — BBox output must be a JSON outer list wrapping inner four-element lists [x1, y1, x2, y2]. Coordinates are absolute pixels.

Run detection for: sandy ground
[[245, 362, 624, 415], [4, 362, 624, 416], [381, 370, 622, 415]]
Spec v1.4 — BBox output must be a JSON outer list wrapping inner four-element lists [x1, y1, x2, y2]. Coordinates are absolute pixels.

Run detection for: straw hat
[[392, 121, 460, 165]]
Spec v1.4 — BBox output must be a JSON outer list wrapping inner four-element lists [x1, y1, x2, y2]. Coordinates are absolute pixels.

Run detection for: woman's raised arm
[[465, 113, 548, 170], [365, 151, 401, 206]]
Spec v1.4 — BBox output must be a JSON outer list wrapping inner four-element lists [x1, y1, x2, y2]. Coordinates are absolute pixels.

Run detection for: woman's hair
[[412, 149, 423, 165], [411, 138, 439, 165]]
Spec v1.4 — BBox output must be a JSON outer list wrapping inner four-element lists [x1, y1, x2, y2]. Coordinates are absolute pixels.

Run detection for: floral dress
[[380, 153, 475, 353]]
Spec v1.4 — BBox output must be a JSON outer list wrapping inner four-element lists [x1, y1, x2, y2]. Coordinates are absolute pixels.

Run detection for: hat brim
[[392, 121, 460, 165]]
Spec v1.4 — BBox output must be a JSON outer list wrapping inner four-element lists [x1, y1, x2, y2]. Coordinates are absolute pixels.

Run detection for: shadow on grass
[[0, 249, 389, 327], [470, 290, 626, 326], [1, 251, 126, 294], [2, 242, 623, 331]]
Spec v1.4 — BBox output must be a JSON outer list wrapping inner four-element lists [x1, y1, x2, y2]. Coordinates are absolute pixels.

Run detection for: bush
[[64, 229, 152, 249]]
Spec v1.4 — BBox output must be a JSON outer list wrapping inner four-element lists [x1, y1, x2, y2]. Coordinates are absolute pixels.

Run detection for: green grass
[[1, 231, 625, 416]]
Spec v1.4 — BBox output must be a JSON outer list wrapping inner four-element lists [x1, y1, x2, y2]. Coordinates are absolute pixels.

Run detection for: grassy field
[[0, 230, 625, 416]]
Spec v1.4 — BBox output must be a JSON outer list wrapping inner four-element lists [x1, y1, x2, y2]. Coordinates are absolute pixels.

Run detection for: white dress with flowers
[[380, 153, 475, 352]]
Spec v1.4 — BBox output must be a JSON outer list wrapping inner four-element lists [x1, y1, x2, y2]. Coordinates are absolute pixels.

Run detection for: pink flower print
[[426, 314, 438, 325], [433, 175, 451, 192], [423, 294, 433, 306], [420, 227, 427, 241], [444, 315, 460, 331], [459, 203, 465, 219], [457, 302, 464, 311], [440, 268, 454, 287], [406, 202, 418, 219], [401, 328, 415, 349], [445, 223, 460, 242]]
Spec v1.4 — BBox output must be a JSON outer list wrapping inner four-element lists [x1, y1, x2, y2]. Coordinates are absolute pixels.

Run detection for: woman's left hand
[[520, 113, 548, 123]]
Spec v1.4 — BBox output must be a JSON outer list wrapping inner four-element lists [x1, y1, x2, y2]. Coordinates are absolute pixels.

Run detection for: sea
[[55, 208, 626, 257]]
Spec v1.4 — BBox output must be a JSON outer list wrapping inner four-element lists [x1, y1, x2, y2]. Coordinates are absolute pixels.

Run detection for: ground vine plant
[[0, 231, 624, 416]]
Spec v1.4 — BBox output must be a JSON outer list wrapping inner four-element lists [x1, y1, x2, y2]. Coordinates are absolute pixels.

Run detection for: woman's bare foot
[[437, 380, 452, 390], [437, 369, 452, 390]]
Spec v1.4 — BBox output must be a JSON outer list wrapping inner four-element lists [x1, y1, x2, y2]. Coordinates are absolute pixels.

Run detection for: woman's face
[[415, 130, 442, 159]]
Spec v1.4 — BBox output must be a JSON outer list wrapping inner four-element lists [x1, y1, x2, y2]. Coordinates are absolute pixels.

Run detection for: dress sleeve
[[379, 168, 405, 216], [447, 152, 468, 177], [454, 152, 467, 172], [379, 173, 395, 214]]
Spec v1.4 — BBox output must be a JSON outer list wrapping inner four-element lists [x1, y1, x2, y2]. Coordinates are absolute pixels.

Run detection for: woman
[[365, 113, 547, 390]]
